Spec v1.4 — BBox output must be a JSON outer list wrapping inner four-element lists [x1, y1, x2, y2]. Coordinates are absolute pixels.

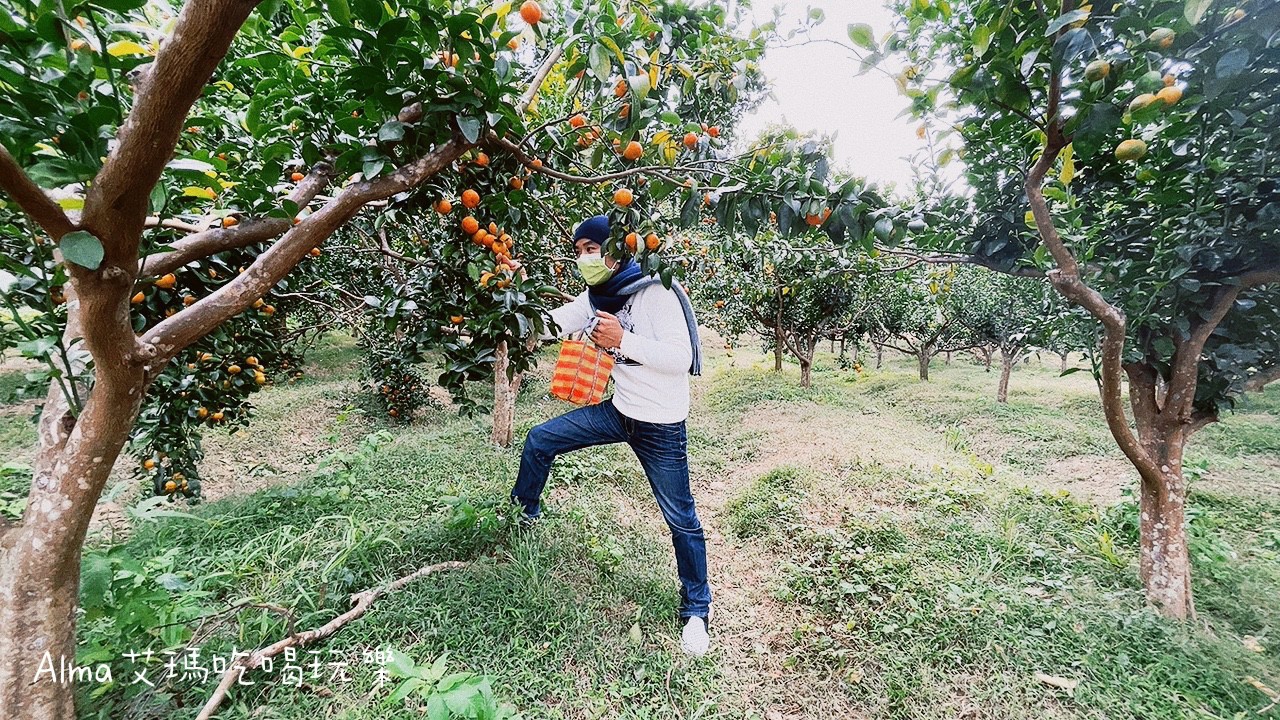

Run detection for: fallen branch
[[195, 560, 468, 720]]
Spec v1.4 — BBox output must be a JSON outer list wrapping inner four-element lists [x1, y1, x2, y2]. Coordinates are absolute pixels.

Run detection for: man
[[509, 215, 711, 657]]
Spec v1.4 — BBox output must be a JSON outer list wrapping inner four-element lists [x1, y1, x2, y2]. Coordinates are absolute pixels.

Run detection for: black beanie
[[573, 215, 610, 244]]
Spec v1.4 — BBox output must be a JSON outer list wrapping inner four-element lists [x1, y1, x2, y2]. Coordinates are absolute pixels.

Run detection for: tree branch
[[140, 163, 336, 277], [81, 0, 258, 262], [1165, 285, 1240, 424], [138, 136, 469, 361], [0, 145, 75, 241], [518, 44, 565, 115], [195, 560, 467, 720]]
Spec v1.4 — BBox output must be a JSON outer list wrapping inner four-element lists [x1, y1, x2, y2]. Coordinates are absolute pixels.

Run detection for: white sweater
[[543, 285, 693, 423]]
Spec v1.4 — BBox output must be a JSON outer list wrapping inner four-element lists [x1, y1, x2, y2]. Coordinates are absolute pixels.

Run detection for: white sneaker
[[680, 616, 710, 657]]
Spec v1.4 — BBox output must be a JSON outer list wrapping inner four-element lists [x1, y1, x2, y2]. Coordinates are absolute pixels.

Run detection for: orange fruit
[[228, 364, 242, 374], [644, 233, 661, 251], [475, 152, 490, 167], [569, 114, 587, 129], [70, 39, 88, 51], [520, 0, 542, 24], [246, 356, 259, 366], [613, 188, 634, 206], [252, 299, 264, 309], [183, 295, 196, 306], [708, 126, 720, 138], [450, 315, 465, 324], [1156, 85, 1182, 105], [508, 37, 520, 50], [614, 79, 628, 98], [715, 300, 725, 308], [625, 232, 639, 252], [212, 411, 225, 421], [155, 273, 176, 289], [143, 459, 156, 470], [197, 407, 209, 419], [619, 103, 630, 119], [309, 247, 321, 257], [1163, 74, 1176, 87], [472, 229, 489, 245], [683, 132, 699, 148], [291, 172, 304, 181], [622, 141, 643, 161], [263, 305, 276, 315], [222, 216, 239, 228], [435, 199, 452, 214], [255, 371, 266, 385], [530, 158, 543, 169], [461, 216, 480, 234], [164, 480, 177, 493], [131, 291, 145, 304], [461, 189, 481, 208], [510, 176, 524, 190]]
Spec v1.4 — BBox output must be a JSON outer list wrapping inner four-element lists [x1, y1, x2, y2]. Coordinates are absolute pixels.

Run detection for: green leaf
[[457, 116, 483, 143], [327, 0, 352, 25], [588, 43, 611, 81], [1045, 9, 1089, 35], [378, 121, 407, 142], [847, 23, 877, 52], [973, 26, 992, 57], [60, 231, 104, 271], [1184, 0, 1214, 25], [1215, 48, 1249, 79]]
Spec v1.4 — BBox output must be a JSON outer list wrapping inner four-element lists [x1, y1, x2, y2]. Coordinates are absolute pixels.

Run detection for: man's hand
[[506, 258, 529, 281], [590, 310, 624, 350]]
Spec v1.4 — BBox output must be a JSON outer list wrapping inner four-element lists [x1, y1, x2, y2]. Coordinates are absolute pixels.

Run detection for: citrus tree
[[891, 0, 1280, 617], [698, 228, 876, 387], [952, 270, 1063, 402], [868, 263, 984, 381], [0, 0, 769, 714]]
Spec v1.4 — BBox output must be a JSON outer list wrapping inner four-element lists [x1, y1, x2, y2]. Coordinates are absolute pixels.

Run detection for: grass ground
[[2, 338, 1277, 719]]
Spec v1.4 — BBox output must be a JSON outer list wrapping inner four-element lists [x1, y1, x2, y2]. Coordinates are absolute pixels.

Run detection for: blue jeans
[[511, 400, 711, 619]]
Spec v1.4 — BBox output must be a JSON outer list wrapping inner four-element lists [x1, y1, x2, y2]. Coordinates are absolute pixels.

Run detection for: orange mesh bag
[[550, 336, 614, 405]]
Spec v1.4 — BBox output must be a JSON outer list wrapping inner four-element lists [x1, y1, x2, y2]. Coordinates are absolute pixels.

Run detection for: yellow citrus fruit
[[1115, 138, 1148, 162]]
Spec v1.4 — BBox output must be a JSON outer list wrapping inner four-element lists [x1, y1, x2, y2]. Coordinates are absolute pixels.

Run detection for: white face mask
[[576, 252, 613, 286]]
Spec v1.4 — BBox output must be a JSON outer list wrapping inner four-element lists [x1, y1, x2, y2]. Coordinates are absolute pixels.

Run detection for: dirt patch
[[1035, 455, 1136, 505]]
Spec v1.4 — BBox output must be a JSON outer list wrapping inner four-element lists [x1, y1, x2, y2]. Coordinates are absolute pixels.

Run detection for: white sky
[[735, 0, 923, 193]]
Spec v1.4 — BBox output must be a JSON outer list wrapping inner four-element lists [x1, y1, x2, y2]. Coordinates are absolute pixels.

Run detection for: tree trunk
[[0, 374, 146, 719], [491, 341, 521, 447], [982, 346, 993, 372], [1137, 430, 1194, 619], [917, 350, 930, 381], [1059, 351, 1069, 374], [773, 289, 783, 373], [997, 349, 1015, 403], [875, 343, 883, 369], [945, 351, 951, 366]]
